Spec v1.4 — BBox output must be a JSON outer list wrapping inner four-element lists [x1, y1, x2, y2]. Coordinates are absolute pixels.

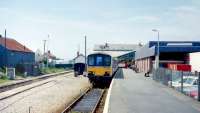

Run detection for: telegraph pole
[[4, 29, 7, 67], [47, 34, 50, 52], [43, 40, 47, 55], [43, 40, 47, 67], [47, 34, 50, 67], [84, 35, 87, 72]]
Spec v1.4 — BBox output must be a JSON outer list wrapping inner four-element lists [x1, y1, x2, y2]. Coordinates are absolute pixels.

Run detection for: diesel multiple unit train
[[87, 52, 118, 86]]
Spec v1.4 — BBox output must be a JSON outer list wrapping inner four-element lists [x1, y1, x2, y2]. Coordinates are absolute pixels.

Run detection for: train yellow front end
[[87, 53, 116, 87], [88, 67, 112, 77]]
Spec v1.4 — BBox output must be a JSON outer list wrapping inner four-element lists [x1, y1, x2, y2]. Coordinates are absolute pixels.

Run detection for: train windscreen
[[88, 54, 111, 66]]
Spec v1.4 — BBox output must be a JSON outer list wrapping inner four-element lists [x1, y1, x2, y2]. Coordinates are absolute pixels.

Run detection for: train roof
[[88, 52, 113, 57], [88, 51, 132, 58]]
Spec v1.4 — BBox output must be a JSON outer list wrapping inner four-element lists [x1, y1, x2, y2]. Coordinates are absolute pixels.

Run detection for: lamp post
[[152, 29, 160, 69]]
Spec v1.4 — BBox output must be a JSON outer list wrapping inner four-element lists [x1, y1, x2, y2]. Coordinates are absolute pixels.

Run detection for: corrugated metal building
[[0, 37, 35, 67], [135, 41, 200, 73]]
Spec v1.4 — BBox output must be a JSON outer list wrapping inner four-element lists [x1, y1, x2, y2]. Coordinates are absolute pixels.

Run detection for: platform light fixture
[[152, 29, 160, 69]]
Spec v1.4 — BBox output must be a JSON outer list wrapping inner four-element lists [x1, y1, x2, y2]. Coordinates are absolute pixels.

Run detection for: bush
[[0, 75, 8, 80], [0, 67, 6, 73]]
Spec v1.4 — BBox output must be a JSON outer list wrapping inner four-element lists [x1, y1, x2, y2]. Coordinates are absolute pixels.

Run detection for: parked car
[[176, 85, 198, 95], [190, 89, 198, 99], [169, 76, 198, 89], [184, 76, 198, 87], [168, 76, 189, 88]]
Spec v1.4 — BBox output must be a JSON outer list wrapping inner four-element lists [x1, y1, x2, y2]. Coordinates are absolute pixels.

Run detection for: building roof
[[117, 51, 135, 61], [44, 51, 57, 59], [135, 41, 200, 60], [0, 37, 33, 53], [94, 43, 140, 51]]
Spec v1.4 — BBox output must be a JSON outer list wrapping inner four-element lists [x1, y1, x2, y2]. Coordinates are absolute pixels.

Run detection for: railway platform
[[104, 68, 200, 113]]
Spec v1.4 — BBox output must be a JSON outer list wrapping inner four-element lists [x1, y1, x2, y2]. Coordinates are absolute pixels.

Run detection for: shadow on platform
[[114, 68, 124, 79]]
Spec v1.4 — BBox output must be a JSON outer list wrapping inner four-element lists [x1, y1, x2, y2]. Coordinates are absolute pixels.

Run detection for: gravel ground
[[0, 73, 91, 113]]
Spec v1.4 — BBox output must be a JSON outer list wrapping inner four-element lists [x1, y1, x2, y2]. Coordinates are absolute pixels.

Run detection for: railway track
[[62, 88, 105, 113], [0, 70, 73, 93]]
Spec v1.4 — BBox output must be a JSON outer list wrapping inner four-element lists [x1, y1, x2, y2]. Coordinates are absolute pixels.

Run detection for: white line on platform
[[103, 77, 114, 113]]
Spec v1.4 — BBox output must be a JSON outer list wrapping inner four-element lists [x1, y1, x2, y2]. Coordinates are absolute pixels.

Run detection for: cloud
[[155, 6, 200, 41], [127, 15, 159, 23], [173, 6, 200, 13]]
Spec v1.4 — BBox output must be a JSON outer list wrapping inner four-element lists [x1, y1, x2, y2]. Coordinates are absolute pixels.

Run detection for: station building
[[135, 41, 200, 73], [117, 51, 135, 62], [0, 37, 35, 67], [94, 43, 141, 62]]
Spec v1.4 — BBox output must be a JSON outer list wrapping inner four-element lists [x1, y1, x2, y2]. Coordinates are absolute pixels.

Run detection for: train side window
[[88, 56, 95, 66], [104, 56, 111, 66], [96, 56, 103, 66]]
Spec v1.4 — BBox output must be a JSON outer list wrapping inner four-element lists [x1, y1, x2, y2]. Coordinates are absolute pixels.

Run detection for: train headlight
[[104, 71, 110, 76], [89, 71, 94, 75]]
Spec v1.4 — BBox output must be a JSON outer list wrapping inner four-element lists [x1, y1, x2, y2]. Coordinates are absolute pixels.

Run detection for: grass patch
[[0, 75, 9, 84], [0, 79, 9, 84], [15, 71, 25, 77]]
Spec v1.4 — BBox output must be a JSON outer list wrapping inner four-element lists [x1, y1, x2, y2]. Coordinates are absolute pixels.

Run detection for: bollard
[[198, 72, 200, 101], [181, 71, 183, 93]]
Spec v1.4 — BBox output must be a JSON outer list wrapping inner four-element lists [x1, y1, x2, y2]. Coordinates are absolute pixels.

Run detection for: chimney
[[77, 51, 80, 57], [138, 42, 143, 47]]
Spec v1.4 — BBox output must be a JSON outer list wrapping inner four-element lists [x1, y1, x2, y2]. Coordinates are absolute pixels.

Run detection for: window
[[104, 56, 111, 66], [88, 54, 111, 66], [193, 79, 198, 85], [96, 56, 103, 66], [88, 56, 95, 66], [185, 78, 194, 84]]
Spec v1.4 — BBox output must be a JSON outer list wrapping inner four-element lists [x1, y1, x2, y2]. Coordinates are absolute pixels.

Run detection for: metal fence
[[152, 68, 200, 101], [16, 63, 40, 76]]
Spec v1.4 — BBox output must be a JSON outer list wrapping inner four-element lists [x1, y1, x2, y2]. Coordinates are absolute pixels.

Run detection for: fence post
[[181, 71, 183, 93], [29, 106, 31, 113], [170, 70, 172, 87], [198, 72, 200, 101]]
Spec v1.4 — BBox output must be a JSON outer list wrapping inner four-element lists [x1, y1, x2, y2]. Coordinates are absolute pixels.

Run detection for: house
[[44, 50, 57, 66], [0, 37, 35, 67], [74, 53, 85, 64], [73, 52, 85, 75]]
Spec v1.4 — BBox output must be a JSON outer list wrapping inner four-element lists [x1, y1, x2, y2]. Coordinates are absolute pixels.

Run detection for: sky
[[0, 0, 200, 60]]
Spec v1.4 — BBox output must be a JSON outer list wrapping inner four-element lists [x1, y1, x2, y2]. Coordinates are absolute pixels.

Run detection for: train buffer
[[104, 68, 200, 113]]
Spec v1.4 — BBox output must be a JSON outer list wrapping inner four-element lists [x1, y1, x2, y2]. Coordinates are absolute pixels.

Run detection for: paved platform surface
[[107, 68, 200, 113], [0, 73, 91, 113]]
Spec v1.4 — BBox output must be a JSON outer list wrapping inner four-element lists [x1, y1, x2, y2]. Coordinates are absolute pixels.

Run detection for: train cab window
[[104, 56, 111, 66], [88, 56, 95, 66], [96, 56, 103, 66]]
